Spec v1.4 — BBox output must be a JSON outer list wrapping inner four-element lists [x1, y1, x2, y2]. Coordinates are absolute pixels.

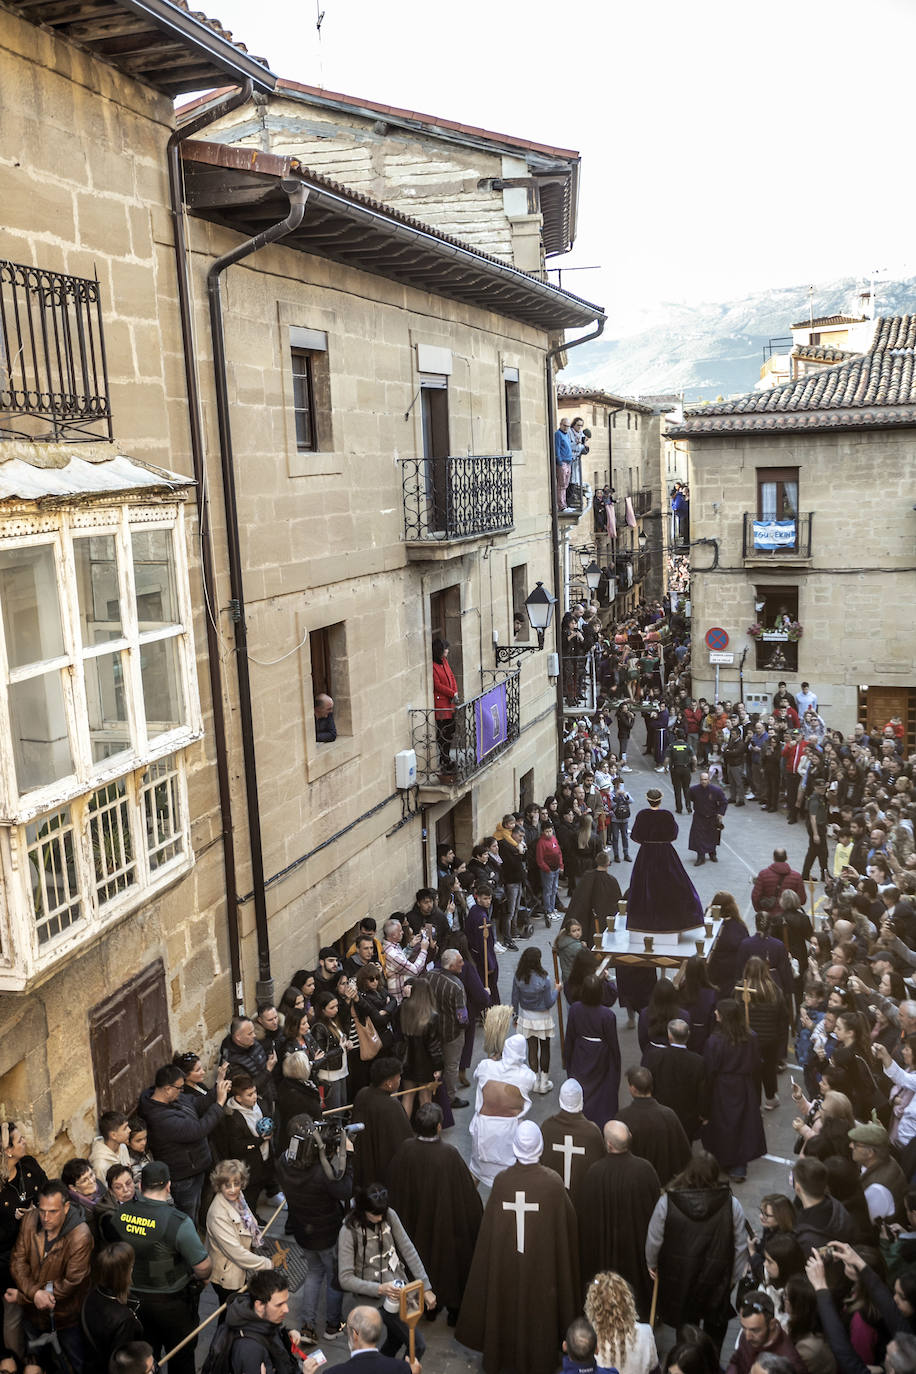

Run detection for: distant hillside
[[563, 277, 916, 401]]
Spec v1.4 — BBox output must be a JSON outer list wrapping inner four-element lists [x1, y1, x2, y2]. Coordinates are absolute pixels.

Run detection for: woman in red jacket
[[432, 637, 459, 775], [536, 823, 564, 922]]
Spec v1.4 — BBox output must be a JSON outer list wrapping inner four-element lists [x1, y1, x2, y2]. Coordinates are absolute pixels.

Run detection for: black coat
[[219, 1035, 276, 1105], [137, 1087, 224, 1182], [278, 1153, 353, 1253], [81, 1287, 143, 1368], [655, 1185, 737, 1330], [643, 1045, 709, 1140]]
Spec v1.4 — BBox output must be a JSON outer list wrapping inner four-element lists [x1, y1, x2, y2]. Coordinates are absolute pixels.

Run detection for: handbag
[[355, 1012, 382, 1061]]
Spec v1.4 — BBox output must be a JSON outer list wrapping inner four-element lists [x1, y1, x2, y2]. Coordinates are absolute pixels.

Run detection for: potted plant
[[747, 623, 763, 639], [786, 621, 803, 642]]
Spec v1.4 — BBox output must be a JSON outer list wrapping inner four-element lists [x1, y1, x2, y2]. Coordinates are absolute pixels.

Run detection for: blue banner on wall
[[753, 519, 796, 549], [475, 682, 508, 762]]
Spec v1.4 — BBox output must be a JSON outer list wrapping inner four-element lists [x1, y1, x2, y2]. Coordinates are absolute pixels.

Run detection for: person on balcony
[[431, 638, 459, 777], [554, 416, 573, 512]]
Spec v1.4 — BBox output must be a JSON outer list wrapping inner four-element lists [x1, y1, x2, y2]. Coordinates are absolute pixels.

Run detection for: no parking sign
[[704, 627, 729, 652]]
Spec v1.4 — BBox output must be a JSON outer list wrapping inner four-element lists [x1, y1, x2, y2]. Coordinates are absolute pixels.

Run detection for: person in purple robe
[[626, 789, 704, 935], [688, 772, 728, 865], [564, 974, 621, 1130], [701, 998, 766, 1182]]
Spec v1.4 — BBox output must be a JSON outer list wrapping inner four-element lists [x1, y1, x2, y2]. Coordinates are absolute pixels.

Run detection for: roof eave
[[116, 0, 276, 89], [670, 406, 916, 439]]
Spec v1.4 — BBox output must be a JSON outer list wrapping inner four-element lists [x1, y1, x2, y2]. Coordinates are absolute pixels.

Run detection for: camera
[[287, 1116, 363, 1165]]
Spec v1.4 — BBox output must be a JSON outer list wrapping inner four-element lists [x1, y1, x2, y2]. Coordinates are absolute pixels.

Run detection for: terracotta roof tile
[[556, 384, 653, 414]]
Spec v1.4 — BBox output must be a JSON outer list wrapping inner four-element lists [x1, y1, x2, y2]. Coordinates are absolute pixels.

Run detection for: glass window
[[84, 651, 130, 764], [89, 778, 136, 905], [142, 758, 184, 871], [291, 349, 317, 451], [0, 544, 65, 669], [132, 530, 179, 630], [74, 536, 123, 645], [8, 672, 74, 792], [140, 637, 184, 737], [26, 806, 82, 946]]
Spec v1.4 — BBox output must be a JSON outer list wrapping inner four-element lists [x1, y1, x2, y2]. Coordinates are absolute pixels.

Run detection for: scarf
[[227, 1190, 263, 1246], [227, 1098, 269, 1159]]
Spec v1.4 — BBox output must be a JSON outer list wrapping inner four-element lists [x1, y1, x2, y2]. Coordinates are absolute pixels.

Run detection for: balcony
[[401, 455, 513, 559], [562, 650, 598, 713], [632, 487, 653, 516], [409, 670, 520, 789], [0, 260, 112, 442], [742, 512, 813, 562]]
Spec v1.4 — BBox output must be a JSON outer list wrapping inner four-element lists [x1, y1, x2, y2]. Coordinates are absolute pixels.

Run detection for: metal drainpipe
[[544, 317, 606, 757], [207, 180, 310, 1007], [166, 80, 253, 1017]]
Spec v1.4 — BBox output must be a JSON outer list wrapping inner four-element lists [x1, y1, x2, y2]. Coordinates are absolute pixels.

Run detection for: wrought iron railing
[[409, 669, 520, 785], [633, 487, 653, 516], [561, 650, 598, 712], [400, 454, 513, 541], [0, 260, 112, 442], [742, 512, 813, 558]]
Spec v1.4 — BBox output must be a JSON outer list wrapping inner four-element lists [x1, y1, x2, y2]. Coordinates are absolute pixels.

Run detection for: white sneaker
[[654, 766, 665, 772], [539, 1074, 553, 1093], [493, 941, 507, 953], [745, 792, 755, 800], [622, 765, 633, 772]]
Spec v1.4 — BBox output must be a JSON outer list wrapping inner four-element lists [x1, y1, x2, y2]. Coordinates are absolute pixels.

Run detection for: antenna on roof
[[315, 0, 326, 86], [808, 285, 814, 327]]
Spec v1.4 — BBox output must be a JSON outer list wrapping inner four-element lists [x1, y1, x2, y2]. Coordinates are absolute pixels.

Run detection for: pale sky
[[204, 0, 916, 328]]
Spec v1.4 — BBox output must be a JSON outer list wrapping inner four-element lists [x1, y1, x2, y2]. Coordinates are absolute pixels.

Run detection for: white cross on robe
[[503, 1190, 539, 1253], [552, 1134, 585, 1189]]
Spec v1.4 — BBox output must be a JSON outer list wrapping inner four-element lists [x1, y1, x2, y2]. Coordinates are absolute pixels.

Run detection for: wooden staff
[[734, 979, 755, 1029], [649, 1271, 659, 1327], [552, 945, 565, 1057], [807, 877, 816, 914], [321, 1081, 440, 1116], [158, 1197, 288, 1366], [482, 916, 491, 993]]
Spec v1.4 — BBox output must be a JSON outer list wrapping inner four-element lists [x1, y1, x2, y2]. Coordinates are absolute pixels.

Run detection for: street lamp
[[583, 559, 602, 593], [495, 580, 557, 664]]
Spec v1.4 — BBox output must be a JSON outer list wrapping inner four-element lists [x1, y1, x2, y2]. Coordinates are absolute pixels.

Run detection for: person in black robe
[[350, 1056, 413, 1188], [687, 772, 728, 864], [627, 790, 704, 935], [456, 1121, 579, 1374], [643, 1019, 710, 1140], [576, 1119, 660, 1318], [565, 854, 621, 943], [540, 1080, 604, 1193], [386, 1102, 482, 1323], [616, 1065, 691, 1186], [701, 999, 766, 1182]]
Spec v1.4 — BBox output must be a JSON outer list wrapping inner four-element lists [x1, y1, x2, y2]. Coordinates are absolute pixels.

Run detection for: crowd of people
[[5, 587, 916, 1374]]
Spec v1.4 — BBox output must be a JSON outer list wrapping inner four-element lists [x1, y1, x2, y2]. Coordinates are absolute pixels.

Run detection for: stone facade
[[682, 426, 916, 733], [0, 5, 585, 1163]]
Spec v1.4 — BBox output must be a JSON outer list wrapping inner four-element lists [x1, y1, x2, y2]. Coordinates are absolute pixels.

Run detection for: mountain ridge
[[562, 277, 916, 401]]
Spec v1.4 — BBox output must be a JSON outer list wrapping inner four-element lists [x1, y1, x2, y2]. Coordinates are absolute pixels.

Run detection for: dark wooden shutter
[[89, 959, 172, 1116]]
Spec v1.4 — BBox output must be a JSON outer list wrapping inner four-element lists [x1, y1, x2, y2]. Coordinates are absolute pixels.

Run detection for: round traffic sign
[[705, 626, 729, 651]]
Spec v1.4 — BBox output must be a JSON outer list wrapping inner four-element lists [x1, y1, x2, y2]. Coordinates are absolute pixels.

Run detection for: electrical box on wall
[[547, 652, 560, 678], [395, 749, 417, 789], [745, 692, 770, 710]]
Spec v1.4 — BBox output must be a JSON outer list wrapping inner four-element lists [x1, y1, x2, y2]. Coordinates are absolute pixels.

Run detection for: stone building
[[555, 386, 662, 613], [0, 1, 601, 1158], [670, 316, 916, 744]]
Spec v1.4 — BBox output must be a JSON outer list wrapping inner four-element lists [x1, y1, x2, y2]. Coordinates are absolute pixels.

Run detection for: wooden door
[[89, 960, 171, 1116], [859, 686, 916, 752]]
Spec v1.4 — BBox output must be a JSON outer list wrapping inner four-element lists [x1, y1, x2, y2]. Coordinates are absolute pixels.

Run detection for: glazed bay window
[[0, 501, 201, 989]]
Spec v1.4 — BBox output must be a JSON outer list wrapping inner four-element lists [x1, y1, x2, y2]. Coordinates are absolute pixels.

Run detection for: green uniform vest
[[102, 1197, 191, 1292]]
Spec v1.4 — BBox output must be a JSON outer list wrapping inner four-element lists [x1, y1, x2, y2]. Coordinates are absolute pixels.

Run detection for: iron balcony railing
[[401, 454, 513, 541], [410, 670, 520, 785], [0, 260, 112, 442], [742, 512, 813, 558], [633, 487, 653, 516], [561, 650, 598, 713]]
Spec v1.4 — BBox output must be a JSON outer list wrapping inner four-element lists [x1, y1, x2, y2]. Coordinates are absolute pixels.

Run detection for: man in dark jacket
[[643, 1020, 709, 1141], [792, 1156, 857, 1255], [9, 1180, 92, 1372], [137, 1063, 228, 1223], [278, 1115, 354, 1345], [330, 1305, 421, 1374], [220, 1017, 278, 1107], [226, 1271, 300, 1374], [752, 850, 806, 913]]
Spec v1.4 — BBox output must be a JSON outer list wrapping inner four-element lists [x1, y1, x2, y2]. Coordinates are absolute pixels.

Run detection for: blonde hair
[[821, 1090, 854, 1123], [482, 1005, 513, 1059], [210, 1157, 250, 1191], [584, 1271, 637, 1368]]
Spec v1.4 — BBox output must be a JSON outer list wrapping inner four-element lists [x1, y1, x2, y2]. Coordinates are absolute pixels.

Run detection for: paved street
[[202, 740, 819, 1371]]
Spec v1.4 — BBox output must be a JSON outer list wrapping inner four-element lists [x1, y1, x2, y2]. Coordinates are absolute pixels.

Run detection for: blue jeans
[[540, 869, 560, 913], [298, 1244, 343, 1330], [610, 820, 630, 860], [170, 1172, 204, 1225]]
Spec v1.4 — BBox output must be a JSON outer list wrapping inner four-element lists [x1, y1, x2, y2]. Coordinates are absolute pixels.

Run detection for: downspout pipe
[[166, 80, 253, 1016], [207, 180, 310, 1006], [544, 317, 606, 753]]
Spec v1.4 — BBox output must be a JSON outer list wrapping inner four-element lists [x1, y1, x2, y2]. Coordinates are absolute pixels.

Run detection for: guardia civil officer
[[101, 1161, 210, 1374]]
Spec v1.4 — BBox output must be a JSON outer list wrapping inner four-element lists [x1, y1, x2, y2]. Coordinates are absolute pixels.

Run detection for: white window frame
[[0, 498, 201, 990]]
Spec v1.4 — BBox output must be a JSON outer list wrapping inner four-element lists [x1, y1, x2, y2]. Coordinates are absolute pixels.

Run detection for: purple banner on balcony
[[475, 682, 508, 763], [753, 518, 796, 549]]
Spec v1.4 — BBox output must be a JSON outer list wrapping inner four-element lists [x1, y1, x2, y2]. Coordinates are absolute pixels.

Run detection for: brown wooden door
[[860, 686, 916, 752], [89, 959, 171, 1116]]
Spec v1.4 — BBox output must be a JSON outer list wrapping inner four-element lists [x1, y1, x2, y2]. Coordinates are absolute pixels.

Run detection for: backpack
[[201, 1320, 273, 1374], [612, 791, 631, 821]]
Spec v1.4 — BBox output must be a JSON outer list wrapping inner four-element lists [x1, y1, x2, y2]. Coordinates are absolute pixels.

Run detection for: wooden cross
[[503, 1190, 538, 1253], [734, 980, 756, 1028], [552, 947, 565, 1057], [552, 1134, 585, 1190]]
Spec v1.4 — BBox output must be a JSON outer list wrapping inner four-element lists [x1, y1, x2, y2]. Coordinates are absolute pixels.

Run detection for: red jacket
[[683, 707, 703, 735], [536, 834, 563, 873], [432, 659, 458, 719], [751, 860, 807, 912], [782, 741, 806, 774]]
